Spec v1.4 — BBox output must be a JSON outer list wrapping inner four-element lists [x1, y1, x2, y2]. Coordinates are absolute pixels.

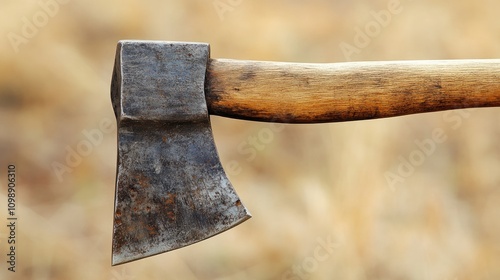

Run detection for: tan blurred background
[[1, 0, 500, 279]]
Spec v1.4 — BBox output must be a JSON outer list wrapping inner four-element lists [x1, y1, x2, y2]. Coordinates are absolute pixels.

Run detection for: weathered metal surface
[[111, 41, 251, 265]]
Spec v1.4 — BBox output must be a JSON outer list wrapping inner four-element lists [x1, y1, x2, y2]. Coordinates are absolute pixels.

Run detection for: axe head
[[111, 41, 251, 265]]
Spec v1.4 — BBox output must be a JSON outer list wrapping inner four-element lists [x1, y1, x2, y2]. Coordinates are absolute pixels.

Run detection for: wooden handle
[[205, 59, 500, 123]]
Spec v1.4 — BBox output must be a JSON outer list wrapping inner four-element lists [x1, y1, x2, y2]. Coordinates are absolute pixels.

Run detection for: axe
[[111, 40, 500, 265]]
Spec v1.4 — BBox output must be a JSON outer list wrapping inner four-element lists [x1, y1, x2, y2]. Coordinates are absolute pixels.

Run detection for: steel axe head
[[111, 40, 251, 265]]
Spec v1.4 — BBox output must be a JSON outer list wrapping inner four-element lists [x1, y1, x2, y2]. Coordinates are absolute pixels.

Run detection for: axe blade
[[111, 41, 251, 265]]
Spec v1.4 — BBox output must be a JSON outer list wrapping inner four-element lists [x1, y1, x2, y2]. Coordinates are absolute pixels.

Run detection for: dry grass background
[[1, 0, 500, 279]]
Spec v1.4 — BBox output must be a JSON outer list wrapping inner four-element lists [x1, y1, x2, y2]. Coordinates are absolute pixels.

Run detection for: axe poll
[[111, 40, 500, 265]]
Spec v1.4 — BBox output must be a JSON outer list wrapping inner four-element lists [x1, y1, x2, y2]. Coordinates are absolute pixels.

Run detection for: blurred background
[[1, 0, 500, 279]]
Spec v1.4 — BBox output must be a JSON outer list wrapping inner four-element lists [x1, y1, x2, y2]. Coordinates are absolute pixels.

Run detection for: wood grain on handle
[[205, 59, 500, 123]]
